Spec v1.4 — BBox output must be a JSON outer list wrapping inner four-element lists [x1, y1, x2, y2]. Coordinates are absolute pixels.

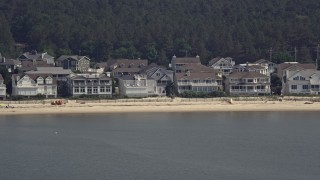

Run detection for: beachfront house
[[102, 59, 148, 78], [25, 67, 73, 81], [225, 72, 271, 95], [282, 69, 320, 95], [170, 55, 201, 73], [118, 74, 156, 97], [208, 57, 235, 76], [66, 73, 112, 97], [11, 74, 57, 98], [174, 63, 223, 94], [56, 55, 91, 72], [0, 74, 6, 100], [18, 51, 55, 65], [276, 62, 316, 80], [141, 63, 174, 96]]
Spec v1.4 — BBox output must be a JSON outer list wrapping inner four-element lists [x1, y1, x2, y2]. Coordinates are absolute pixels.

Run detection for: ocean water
[[0, 112, 320, 180]]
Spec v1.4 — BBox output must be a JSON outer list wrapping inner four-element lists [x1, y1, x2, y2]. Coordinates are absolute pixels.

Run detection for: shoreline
[[1, 100, 320, 115]]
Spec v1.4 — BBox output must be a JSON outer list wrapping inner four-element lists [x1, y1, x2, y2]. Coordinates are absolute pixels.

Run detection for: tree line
[[0, 0, 320, 65]]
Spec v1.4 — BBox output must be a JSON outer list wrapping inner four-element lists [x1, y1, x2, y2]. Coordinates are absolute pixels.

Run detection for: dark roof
[[176, 72, 221, 80], [172, 57, 201, 64], [117, 75, 135, 80], [228, 71, 269, 78], [107, 59, 148, 69], [179, 63, 216, 73], [254, 59, 273, 64], [0, 59, 21, 66], [208, 57, 222, 66], [19, 52, 53, 61]]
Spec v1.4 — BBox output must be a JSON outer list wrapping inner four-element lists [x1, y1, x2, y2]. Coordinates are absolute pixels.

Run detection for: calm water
[[0, 112, 320, 180]]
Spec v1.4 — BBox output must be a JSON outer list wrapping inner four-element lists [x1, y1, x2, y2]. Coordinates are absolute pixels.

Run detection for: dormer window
[[46, 77, 53, 84], [37, 77, 44, 84]]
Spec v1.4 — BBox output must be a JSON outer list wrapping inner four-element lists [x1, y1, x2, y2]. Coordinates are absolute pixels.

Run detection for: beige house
[[12, 74, 57, 97], [171, 55, 201, 73], [174, 63, 222, 93], [225, 72, 271, 95]]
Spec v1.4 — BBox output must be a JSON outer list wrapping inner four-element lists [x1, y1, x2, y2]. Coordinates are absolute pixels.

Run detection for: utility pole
[[269, 47, 273, 62], [294, 46, 297, 62]]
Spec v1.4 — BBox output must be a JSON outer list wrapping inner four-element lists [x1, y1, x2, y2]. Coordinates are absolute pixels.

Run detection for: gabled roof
[[180, 63, 216, 73], [228, 71, 269, 79], [287, 69, 320, 80], [0, 59, 21, 66], [254, 59, 273, 64], [56, 55, 90, 62], [19, 51, 53, 61], [277, 62, 316, 77], [13, 73, 57, 85]]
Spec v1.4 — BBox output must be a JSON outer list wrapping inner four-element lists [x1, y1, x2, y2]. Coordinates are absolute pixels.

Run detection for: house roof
[[172, 57, 201, 64], [254, 59, 273, 64], [12, 73, 57, 85], [25, 67, 73, 75], [56, 55, 90, 62], [19, 51, 53, 61], [277, 63, 316, 77], [0, 59, 21, 66], [68, 73, 110, 80], [287, 69, 320, 79], [228, 71, 269, 79], [176, 72, 221, 80], [106, 59, 148, 70], [180, 63, 216, 73]]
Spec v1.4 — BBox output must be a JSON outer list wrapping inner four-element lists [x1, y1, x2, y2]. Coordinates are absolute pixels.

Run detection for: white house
[[12, 74, 57, 97], [0, 74, 6, 99], [118, 74, 157, 97], [66, 73, 112, 97], [283, 69, 320, 95]]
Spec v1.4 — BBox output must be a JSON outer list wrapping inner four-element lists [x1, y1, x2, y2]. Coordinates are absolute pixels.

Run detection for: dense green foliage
[[1, 0, 320, 64]]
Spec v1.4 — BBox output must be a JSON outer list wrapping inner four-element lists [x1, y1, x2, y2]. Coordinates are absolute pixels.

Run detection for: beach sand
[[1, 100, 320, 115]]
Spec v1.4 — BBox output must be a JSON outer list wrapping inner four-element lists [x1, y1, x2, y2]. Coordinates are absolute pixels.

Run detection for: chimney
[[196, 55, 200, 58], [16, 75, 20, 81], [186, 70, 191, 76], [2, 57, 5, 63], [172, 54, 176, 59]]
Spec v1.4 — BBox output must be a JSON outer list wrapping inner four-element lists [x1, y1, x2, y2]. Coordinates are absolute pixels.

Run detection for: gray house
[[141, 63, 174, 96], [56, 55, 91, 72], [18, 51, 55, 65], [66, 73, 112, 97], [118, 74, 156, 97], [208, 57, 235, 76]]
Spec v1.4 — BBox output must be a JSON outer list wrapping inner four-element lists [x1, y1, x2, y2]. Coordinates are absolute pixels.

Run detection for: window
[[291, 85, 297, 90], [100, 87, 105, 92], [74, 87, 80, 93], [302, 85, 309, 90], [106, 87, 111, 92], [80, 87, 85, 93], [93, 87, 98, 94], [247, 79, 253, 83], [88, 88, 92, 94], [156, 73, 161, 76]]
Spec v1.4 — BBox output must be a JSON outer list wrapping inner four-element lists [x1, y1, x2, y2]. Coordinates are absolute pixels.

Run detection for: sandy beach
[[1, 99, 320, 115]]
